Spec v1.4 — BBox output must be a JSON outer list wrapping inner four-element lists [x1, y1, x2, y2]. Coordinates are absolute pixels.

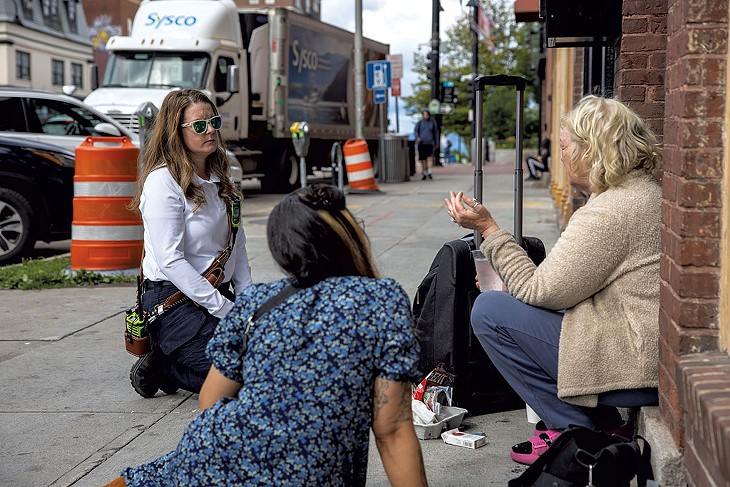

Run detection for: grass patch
[[0, 256, 136, 290]]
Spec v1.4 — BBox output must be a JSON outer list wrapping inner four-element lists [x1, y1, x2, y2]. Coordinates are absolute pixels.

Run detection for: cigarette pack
[[441, 428, 487, 449]]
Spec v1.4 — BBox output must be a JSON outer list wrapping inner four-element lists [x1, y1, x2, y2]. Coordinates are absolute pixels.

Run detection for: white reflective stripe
[[345, 152, 371, 165], [72, 225, 143, 241], [347, 168, 375, 181], [74, 181, 137, 197]]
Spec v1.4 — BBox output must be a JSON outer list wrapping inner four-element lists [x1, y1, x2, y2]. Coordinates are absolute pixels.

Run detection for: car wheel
[[261, 147, 300, 194], [0, 189, 36, 265]]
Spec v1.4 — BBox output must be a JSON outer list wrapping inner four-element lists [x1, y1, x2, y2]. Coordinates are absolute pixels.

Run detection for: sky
[[320, 0, 466, 136]]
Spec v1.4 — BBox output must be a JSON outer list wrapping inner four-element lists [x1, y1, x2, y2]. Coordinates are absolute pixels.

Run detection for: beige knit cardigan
[[480, 172, 662, 407]]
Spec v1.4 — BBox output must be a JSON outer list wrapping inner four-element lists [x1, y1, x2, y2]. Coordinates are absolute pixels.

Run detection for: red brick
[[617, 85, 647, 101], [650, 84, 666, 101], [687, 26, 728, 55], [649, 51, 667, 69], [677, 178, 721, 207], [623, 16, 649, 34], [619, 52, 648, 70], [619, 68, 666, 86], [622, 33, 671, 53], [680, 57, 726, 86], [678, 267, 720, 299], [677, 149, 723, 178], [674, 207, 720, 238], [675, 238, 720, 267], [687, 0, 729, 23], [677, 120, 724, 149], [624, 0, 669, 16], [676, 298, 719, 328]]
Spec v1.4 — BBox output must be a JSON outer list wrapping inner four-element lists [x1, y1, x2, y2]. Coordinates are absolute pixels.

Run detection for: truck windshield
[[102, 52, 209, 89]]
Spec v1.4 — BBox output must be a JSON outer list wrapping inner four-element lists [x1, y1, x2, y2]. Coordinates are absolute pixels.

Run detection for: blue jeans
[[470, 291, 657, 430]]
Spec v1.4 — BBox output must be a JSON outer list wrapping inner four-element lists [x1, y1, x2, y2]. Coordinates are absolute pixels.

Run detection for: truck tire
[[261, 146, 299, 194], [0, 189, 37, 265]]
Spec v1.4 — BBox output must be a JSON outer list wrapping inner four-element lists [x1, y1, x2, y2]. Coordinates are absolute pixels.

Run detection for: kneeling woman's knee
[[471, 290, 513, 334]]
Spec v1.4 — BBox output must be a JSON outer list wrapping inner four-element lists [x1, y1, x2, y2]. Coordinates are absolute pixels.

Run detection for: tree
[[403, 0, 540, 150]]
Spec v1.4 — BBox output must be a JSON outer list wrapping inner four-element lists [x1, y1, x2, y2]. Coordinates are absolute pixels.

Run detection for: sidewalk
[[0, 160, 561, 486]]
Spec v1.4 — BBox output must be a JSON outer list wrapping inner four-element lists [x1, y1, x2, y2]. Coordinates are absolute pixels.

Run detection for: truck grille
[[107, 113, 140, 134]]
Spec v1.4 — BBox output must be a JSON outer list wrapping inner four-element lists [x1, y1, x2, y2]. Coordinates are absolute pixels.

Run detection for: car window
[[29, 98, 111, 136], [0, 97, 28, 132]]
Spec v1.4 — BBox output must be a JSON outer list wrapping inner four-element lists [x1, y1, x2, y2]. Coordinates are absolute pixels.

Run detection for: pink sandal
[[509, 429, 562, 465]]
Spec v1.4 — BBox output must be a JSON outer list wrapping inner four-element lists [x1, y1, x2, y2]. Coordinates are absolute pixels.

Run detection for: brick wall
[[615, 0, 668, 143], [662, 0, 730, 484]]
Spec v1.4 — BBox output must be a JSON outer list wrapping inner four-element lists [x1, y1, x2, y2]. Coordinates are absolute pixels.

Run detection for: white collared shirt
[[140, 167, 252, 319]]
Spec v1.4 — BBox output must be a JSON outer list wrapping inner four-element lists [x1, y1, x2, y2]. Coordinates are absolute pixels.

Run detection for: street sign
[[441, 80, 457, 103], [366, 60, 392, 90], [374, 88, 387, 104], [428, 98, 440, 114], [391, 78, 401, 97], [440, 103, 454, 114], [387, 54, 403, 79]]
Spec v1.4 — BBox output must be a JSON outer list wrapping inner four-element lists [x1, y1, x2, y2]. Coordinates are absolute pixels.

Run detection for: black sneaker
[[130, 351, 159, 398], [427, 173, 433, 179], [421, 174, 427, 180], [130, 349, 178, 397]]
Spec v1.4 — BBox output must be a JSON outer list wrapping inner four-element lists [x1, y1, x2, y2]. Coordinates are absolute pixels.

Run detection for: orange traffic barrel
[[343, 138, 380, 192], [71, 136, 142, 272]]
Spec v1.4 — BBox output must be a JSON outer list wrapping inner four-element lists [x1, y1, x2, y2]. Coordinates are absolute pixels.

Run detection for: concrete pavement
[[0, 158, 562, 486]]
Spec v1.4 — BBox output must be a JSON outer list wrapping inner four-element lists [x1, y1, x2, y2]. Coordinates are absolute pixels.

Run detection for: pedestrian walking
[[414, 110, 439, 180]]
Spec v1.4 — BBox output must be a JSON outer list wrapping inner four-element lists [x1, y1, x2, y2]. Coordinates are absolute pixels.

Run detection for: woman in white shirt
[[127, 89, 252, 397]]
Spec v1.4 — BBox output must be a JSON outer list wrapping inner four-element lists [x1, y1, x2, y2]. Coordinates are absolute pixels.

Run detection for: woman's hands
[[444, 191, 500, 239]]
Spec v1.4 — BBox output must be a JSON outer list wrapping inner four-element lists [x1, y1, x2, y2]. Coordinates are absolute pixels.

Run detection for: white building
[[0, 0, 94, 97]]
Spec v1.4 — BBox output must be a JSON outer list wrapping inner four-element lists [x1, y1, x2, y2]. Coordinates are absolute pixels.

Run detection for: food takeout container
[[413, 406, 468, 440]]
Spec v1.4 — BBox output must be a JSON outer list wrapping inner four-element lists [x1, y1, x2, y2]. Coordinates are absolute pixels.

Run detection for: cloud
[[320, 0, 464, 134]]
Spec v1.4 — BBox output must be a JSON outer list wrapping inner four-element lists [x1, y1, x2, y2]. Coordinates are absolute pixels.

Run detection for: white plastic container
[[413, 406, 468, 439]]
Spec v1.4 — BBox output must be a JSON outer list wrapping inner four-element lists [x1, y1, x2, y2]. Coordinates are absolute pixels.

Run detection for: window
[[65, 0, 77, 33], [29, 98, 108, 136], [0, 97, 28, 132], [16, 51, 30, 80], [42, 0, 61, 30], [52, 59, 64, 86], [214, 57, 235, 92], [71, 63, 83, 88]]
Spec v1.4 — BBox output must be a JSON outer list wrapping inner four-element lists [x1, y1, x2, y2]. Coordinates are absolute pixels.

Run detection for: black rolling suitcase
[[413, 75, 546, 416]]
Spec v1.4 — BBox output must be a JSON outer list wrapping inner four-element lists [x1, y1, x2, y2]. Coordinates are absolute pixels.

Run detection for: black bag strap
[[252, 285, 299, 321]]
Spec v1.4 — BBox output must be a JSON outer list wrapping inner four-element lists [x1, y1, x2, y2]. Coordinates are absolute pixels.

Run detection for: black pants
[[142, 282, 234, 393]]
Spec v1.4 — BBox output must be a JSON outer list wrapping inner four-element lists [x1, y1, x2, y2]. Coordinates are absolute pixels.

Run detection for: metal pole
[[431, 0, 441, 135], [354, 0, 364, 139], [514, 87, 524, 244], [395, 95, 400, 133], [470, 2, 478, 145], [474, 83, 484, 248]]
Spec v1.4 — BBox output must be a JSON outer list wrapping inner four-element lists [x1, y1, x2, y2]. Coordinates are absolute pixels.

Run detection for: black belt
[[142, 280, 177, 291], [143, 280, 231, 291]]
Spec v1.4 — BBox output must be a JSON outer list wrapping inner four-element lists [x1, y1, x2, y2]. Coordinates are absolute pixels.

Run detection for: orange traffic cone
[[343, 138, 380, 192]]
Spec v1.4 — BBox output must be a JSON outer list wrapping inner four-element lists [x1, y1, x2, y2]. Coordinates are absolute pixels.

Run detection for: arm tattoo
[[372, 379, 413, 424], [393, 383, 412, 424], [372, 378, 389, 420]]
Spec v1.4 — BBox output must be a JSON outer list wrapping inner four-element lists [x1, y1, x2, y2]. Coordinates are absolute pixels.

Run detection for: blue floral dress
[[123, 276, 421, 486]]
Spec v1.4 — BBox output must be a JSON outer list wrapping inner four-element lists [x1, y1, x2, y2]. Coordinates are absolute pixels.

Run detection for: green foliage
[[403, 0, 540, 146], [0, 257, 135, 290]]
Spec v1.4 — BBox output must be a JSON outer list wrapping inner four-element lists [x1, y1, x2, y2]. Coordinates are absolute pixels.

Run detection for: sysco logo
[[145, 13, 197, 29], [291, 39, 318, 73]]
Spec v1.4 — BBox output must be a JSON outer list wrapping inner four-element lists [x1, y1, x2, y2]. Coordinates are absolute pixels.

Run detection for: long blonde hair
[[129, 89, 239, 212], [562, 95, 662, 193]]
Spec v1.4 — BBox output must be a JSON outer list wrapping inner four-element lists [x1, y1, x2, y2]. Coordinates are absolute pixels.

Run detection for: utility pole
[[354, 0, 364, 139]]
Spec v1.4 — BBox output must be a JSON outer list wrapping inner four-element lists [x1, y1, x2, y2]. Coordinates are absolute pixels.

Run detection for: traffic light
[[426, 51, 438, 80], [465, 78, 475, 104]]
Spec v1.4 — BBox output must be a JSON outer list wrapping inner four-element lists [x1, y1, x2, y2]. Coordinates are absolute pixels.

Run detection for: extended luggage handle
[[473, 74, 527, 247]]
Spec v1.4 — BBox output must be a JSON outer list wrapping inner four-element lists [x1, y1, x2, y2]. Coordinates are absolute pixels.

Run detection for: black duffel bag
[[509, 425, 654, 487]]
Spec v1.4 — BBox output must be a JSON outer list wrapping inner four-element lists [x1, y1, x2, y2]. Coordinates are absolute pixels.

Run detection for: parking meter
[[330, 141, 344, 190], [290, 121, 310, 188], [135, 102, 158, 152]]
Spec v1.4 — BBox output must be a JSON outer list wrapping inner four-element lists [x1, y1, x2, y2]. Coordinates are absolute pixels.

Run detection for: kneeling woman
[[446, 95, 662, 465], [106, 184, 428, 487]]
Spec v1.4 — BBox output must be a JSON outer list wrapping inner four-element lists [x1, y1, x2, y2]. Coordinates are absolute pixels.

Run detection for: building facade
[[519, 0, 730, 484], [0, 0, 94, 96]]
